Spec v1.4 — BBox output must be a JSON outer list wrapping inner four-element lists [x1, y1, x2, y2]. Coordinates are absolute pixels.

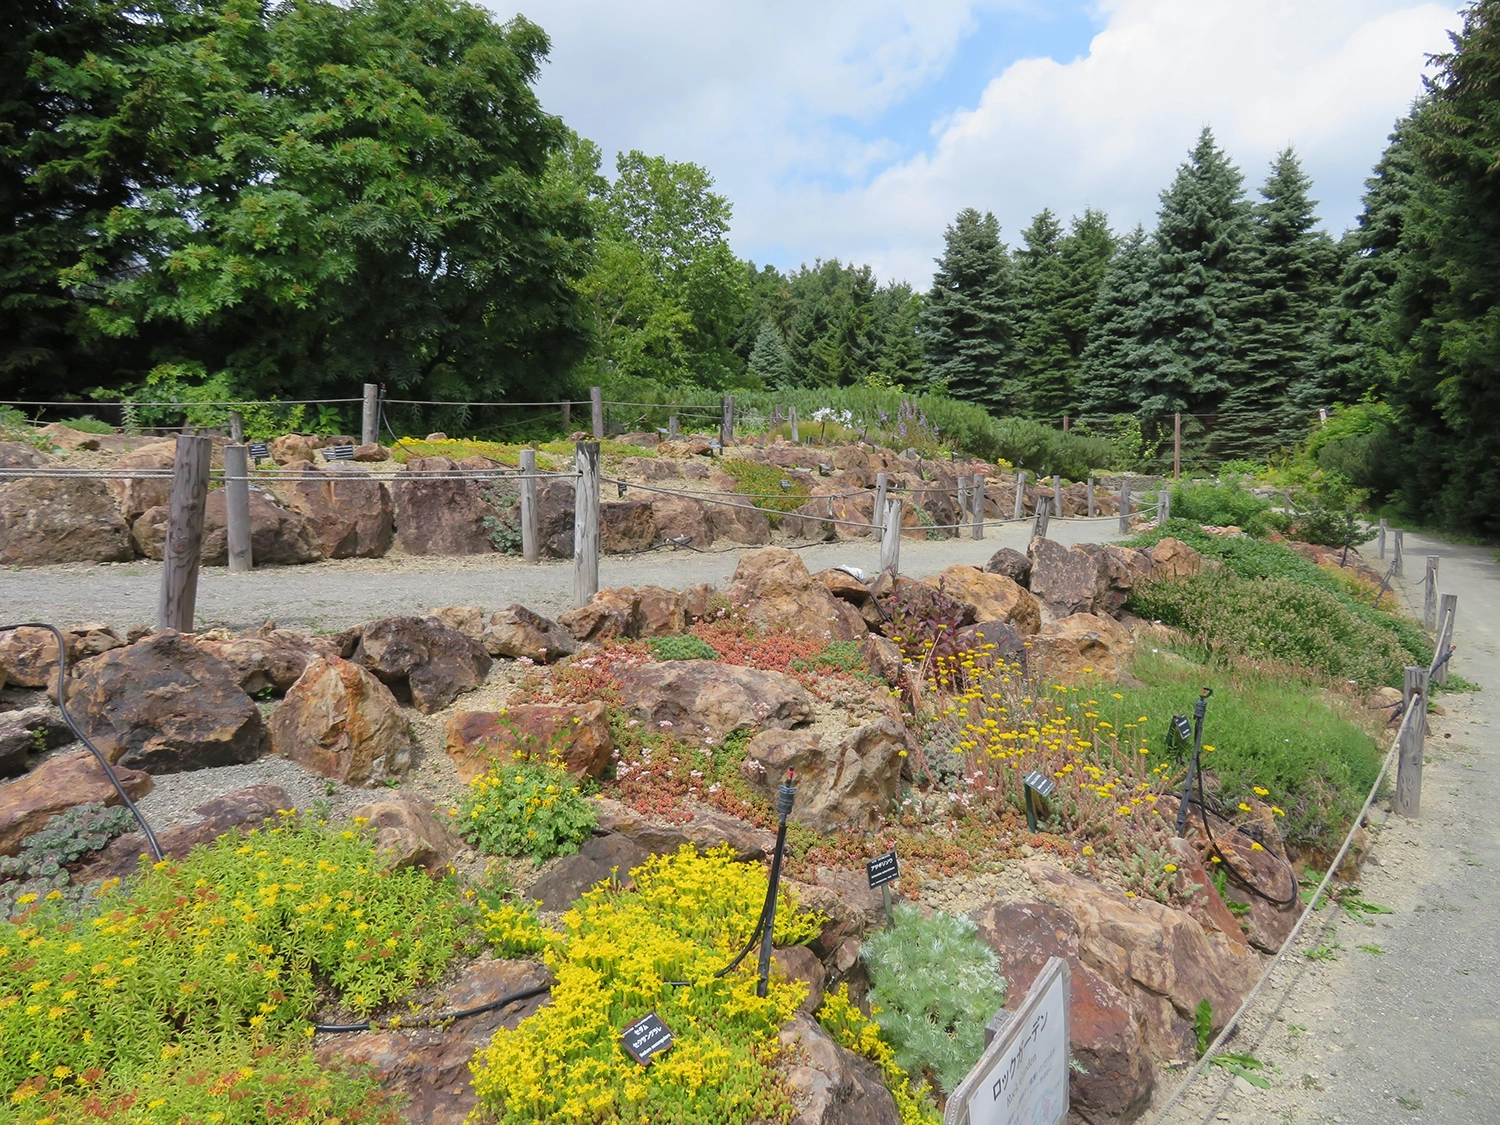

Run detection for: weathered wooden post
[[361, 383, 380, 447], [720, 395, 735, 447], [519, 448, 540, 564], [872, 471, 888, 539], [1393, 529, 1404, 576], [1394, 665, 1429, 817], [1118, 482, 1132, 534], [157, 435, 213, 632], [1377, 517, 1387, 559], [1086, 476, 1096, 517], [228, 411, 244, 444], [1031, 495, 1051, 542], [1173, 412, 1182, 480], [1052, 474, 1063, 515], [572, 441, 600, 608], [590, 386, 604, 440], [561, 399, 572, 429], [1158, 489, 1171, 525], [224, 444, 252, 574], [668, 414, 679, 439], [789, 405, 799, 443], [956, 475, 970, 535], [971, 474, 984, 539], [1012, 470, 1027, 521], [1424, 556, 1440, 629], [880, 498, 902, 576], [1432, 593, 1458, 686]]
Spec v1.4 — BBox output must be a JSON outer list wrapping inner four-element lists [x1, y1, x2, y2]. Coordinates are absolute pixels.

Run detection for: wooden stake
[[157, 435, 213, 632], [956, 475, 970, 535], [1393, 529, 1404, 577], [872, 471, 887, 539], [1158, 489, 1171, 525], [1424, 555, 1440, 629], [224, 444, 252, 574], [668, 414, 679, 439], [1433, 593, 1458, 686], [590, 386, 604, 440], [1031, 495, 1051, 542], [519, 448, 539, 564], [1173, 412, 1182, 480], [880, 498, 902, 575], [228, 411, 243, 444], [1012, 470, 1027, 521], [1118, 482, 1132, 535], [1377, 517, 1387, 559], [1052, 474, 1063, 514], [971, 474, 984, 540], [561, 399, 571, 428], [572, 441, 600, 607], [1394, 665, 1428, 817], [361, 383, 379, 447], [1086, 477, 1095, 517], [789, 405, 799, 443], [720, 395, 735, 447]]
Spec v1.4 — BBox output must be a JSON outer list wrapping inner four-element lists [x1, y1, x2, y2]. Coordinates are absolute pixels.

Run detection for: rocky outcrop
[[1028, 613, 1133, 682], [391, 457, 498, 555], [1027, 537, 1100, 618], [0, 442, 49, 468], [482, 605, 578, 662], [591, 796, 776, 861], [270, 433, 324, 465], [0, 750, 153, 855], [83, 784, 293, 882], [349, 792, 464, 873], [0, 706, 73, 777], [559, 587, 640, 643], [650, 494, 713, 547], [1083, 544, 1154, 617], [600, 499, 655, 552], [921, 565, 1041, 636], [67, 631, 265, 771], [635, 585, 685, 637], [108, 440, 177, 521], [617, 660, 813, 741], [133, 489, 322, 566], [0, 478, 135, 565], [270, 656, 412, 785], [983, 546, 1032, 586], [353, 615, 491, 713], [444, 702, 613, 781], [193, 629, 320, 696], [779, 1014, 902, 1125], [706, 496, 772, 545], [1145, 537, 1201, 579], [267, 461, 394, 558], [535, 477, 577, 558], [741, 718, 906, 833], [429, 606, 484, 643], [724, 547, 866, 641], [525, 833, 648, 910]]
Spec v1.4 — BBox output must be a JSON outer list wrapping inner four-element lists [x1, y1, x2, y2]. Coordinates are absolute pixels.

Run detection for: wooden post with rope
[[572, 441, 600, 608], [224, 444, 252, 575], [880, 498, 902, 576], [1395, 665, 1429, 818], [157, 435, 213, 632], [971, 474, 984, 539], [590, 386, 604, 440], [361, 383, 379, 447], [519, 448, 540, 564]]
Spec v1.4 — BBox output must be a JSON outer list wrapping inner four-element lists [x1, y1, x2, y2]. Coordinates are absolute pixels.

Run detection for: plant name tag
[[866, 850, 900, 889], [1022, 771, 1057, 799], [1173, 714, 1193, 743], [621, 1012, 674, 1066], [247, 442, 270, 461], [323, 444, 356, 460]]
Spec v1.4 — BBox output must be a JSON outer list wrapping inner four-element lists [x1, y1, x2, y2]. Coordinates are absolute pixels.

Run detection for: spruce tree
[[922, 208, 1019, 411], [1013, 209, 1071, 418], [1132, 128, 1253, 421], [1216, 148, 1337, 461], [1078, 226, 1152, 415], [746, 318, 793, 387], [1055, 209, 1117, 372]]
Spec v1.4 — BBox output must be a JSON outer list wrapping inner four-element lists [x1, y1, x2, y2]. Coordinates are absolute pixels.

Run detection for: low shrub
[[469, 845, 825, 1125], [720, 458, 808, 523], [457, 761, 596, 862], [648, 634, 718, 661], [861, 905, 1006, 1094], [1168, 479, 1279, 535]]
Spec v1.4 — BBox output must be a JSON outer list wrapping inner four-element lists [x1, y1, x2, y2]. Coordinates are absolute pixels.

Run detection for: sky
[[491, 0, 1466, 287]]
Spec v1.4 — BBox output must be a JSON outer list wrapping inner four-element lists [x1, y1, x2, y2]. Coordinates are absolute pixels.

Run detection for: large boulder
[[0, 625, 124, 689], [482, 605, 578, 663], [0, 478, 135, 565], [108, 439, 178, 522], [983, 546, 1032, 587], [635, 585, 685, 637], [444, 701, 613, 781], [0, 750, 153, 856], [779, 1014, 902, 1125], [66, 631, 265, 771], [1083, 544, 1154, 617], [270, 656, 412, 785], [132, 489, 322, 566], [267, 461, 394, 558], [535, 477, 577, 557], [592, 796, 777, 862], [0, 441, 49, 468], [349, 792, 464, 873], [192, 629, 320, 696], [1145, 536, 1201, 579], [616, 661, 813, 742], [921, 565, 1041, 635], [972, 900, 1153, 1123], [270, 433, 323, 465], [391, 456, 497, 555], [525, 833, 649, 911], [559, 587, 641, 643], [741, 718, 906, 833], [1027, 537, 1100, 617], [600, 499, 655, 552], [706, 496, 772, 545], [649, 494, 713, 548], [353, 615, 491, 713], [724, 547, 866, 641], [82, 785, 293, 882], [1028, 613, 1133, 682], [782, 492, 876, 541]]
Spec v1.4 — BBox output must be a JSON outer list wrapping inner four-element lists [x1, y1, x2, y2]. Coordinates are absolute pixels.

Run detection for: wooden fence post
[[1031, 495, 1051, 542], [224, 444, 252, 574], [1118, 482, 1132, 534], [590, 386, 604, 440], [361, 383, 379, 447], [1393, 529, 1404, 576], [572, 441, 600, 607], [1158, 489, 1171, 525], [880, 498, 902, 576], [956, 475, 970, 535], [789, 405, 799, 443], [1086, 476, 1095, 517], [561, 399, 572, 429], [157, 435, 213, 632], [1432, 593, 1458, 686], [1173, 412, 1182, 480], [720, 395, 735, 447], [1052, 474, 1063, 515], [971, 474, 984, 540], [872, 472, 887, 539], [228, 411, 244, 444], [668, 414, 679, 439], [1377, 517, 1387, 559], [1424, 556, 1440, 629], [1394, 665, 1429, 817], [1012, 470, 1027, 521], [519, 448, 539, 564]]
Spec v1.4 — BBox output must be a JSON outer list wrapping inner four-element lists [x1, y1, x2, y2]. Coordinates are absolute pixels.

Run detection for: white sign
[[945, 957, 1070, 1125]]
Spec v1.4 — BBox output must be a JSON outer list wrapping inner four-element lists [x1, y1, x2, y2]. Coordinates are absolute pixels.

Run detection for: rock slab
[[444, 702, 614, 781], [0, 750, 153, 856]]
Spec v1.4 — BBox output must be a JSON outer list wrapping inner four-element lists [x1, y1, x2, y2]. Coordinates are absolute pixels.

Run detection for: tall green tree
[[746, 318, 792, 386], [1387, 1, 1500, 535], [1078, 226, 1152, 415], [922, 208, 1019, 411], [784, 260, 880, 387], [873, 281, 926, 387], [1215, 148, 1337, 460], [1012, 209, 1071, 418]]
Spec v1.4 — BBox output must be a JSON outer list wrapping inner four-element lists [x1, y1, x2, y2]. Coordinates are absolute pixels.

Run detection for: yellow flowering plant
[[458, 758, 597, 862], [816, 986, 940, 1125]]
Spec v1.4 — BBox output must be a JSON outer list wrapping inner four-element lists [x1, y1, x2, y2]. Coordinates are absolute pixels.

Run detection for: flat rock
[[482, 605, 577, 663], [445, 701, 613, 781], [0, 478, 135, 565], [591, 797, 775, 861], [741, 718, 906, 833], [617, 660, 813, 741], [525, 833, 649, 911], [270, 656, 412, 785], [0, 750, 153, 855], [354, 615, 491, 713]]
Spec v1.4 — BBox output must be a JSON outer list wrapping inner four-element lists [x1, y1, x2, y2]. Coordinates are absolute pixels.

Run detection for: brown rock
[[860, 634, 903, 686], [428, 606, 484, 643], [650, 493, 713, 548], [193, 629, 319, 696], [525, 833, 648, 910], [0, 705, 74, 777], [600, 498, 655, 552], [444, 701, 613, 781], [0, 750, 152, 856], [812, 568, 872, 604], [971, 901, 1153, 1122], [108, 439, 177, 521], [779, 1014, 903, 1125], [706, 495, 772, 545], [0, 627, 63, 689], [0, 442, 49, 469], [270, 656, 412, 785], [1028, 613, 1133, 682], [35, 422, 102, 451], [559, 587, 641, 643], [1146, 536, 1201, 579], [617, 660, 813, 741], [0, 478, 135, 565], [349, 792, 463, 873], [391, 457, 497, 555], [592, 796, 776, 861], [315, 959, 554, 1125], [354, 615, 491, 713], [66, 631, 265, 771], [725, 547, 866, 641], [266, 461, 393, 558], [481, 605, 577, 662], [270, 433, 323, 464], [1027, 537, 1101, 617], [741, 718, 905, 833], [1165, 837, 1251, 952], [133, 489, 322, 566], [681, 583, 719, 623], [535, 477, 577, 557], [956, 621, 1027, 668], [1086, 544, 1153, 617], [783, 493, 875, 541], [772, 945, 827, 1015], [352, 442, 390, 462], [922, 565, 1041, 635], [635, 585, 685, 637], [983, 546, 1032, 586], [620, 456, 683, 482]]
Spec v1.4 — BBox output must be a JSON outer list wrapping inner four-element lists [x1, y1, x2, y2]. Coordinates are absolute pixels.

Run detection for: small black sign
[[621, 1012, 674, 1066], [866, 850, 900, 889], [1023, 770, 1057, 799], [1172, 714, 1193, 743], [323, 444, 356, 460], [248, 442, 270, 462]]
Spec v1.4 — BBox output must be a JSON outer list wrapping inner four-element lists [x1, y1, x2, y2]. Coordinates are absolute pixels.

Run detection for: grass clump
[[720, 458, 808, 523], [457, 760, 597, 862], [861, 905, 1006, 1094], [469, 845, 824, 1125], [648, 634, 719, 661]]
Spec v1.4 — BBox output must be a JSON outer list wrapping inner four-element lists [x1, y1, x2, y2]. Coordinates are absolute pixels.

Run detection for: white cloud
[[499, 0, 1463, 286]]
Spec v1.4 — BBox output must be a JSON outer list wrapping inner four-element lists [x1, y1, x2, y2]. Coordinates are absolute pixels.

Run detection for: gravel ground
[[1, 517, 1125, 634]]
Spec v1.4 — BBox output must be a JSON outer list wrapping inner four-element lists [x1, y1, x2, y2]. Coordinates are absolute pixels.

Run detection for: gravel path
[[1, 517, 1124, 634], [1156, 532, 1500, 1125]]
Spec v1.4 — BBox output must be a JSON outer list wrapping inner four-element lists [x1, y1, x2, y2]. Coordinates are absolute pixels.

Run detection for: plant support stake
[[757, 772, 798, 998]]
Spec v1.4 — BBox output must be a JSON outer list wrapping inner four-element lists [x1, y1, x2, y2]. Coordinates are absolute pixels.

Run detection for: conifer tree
[[746, 318, 792, 387], [1055, 209, 1118, 371], [1078, 226, 1151, 414], [1013, 209, 1071, 418], [922, 208, 1019, 411]]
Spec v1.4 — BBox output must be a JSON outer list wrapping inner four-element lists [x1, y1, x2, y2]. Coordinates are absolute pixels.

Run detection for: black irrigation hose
[[313, 982, 555, 1034], [1, 623, 164, 863]]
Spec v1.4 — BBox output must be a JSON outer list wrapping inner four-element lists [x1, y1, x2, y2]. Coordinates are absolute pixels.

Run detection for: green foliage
[[1168, 479, 1278, 534], [720, 457, 808, 520], [1194, 999, 1214, 1057], [0, 818, 463, 1096], [861, 904, 1007, 1094], [458, 761, 596, 862], [51, 414, 115, 435], [790, 641, 868, 675], [818, 985, 942, 1125], [469, 845, 822, 1125], [0, 803, 136, 897], [647, 634, 719, 661], [921, 208, 1019, 412]]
